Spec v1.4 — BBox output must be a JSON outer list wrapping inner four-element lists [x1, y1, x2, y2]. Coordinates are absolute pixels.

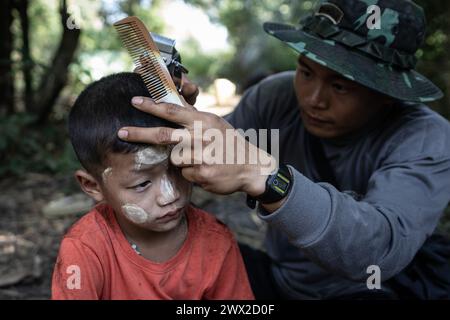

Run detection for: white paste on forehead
[[122, 204, 149, 224], [102, 167, 113, 182], [135, 146, 170, 170], [160, 174, 176, 203]]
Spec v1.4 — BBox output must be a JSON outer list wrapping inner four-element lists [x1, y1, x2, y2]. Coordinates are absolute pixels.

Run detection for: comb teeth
[[113, 17, 183, 105]]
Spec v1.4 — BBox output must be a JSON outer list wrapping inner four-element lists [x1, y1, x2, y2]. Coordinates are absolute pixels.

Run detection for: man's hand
[[177, 73, 199, 105], [117, 96, 276, 197]]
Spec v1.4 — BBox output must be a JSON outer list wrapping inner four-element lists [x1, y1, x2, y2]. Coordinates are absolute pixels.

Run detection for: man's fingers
[[180, 166, 195, 182], [118, 126, 179, 145], [131, 96, 197, 126], [177, 94, 197, 111], [181, 74, 200, 105], [180, 166, 207, 186]]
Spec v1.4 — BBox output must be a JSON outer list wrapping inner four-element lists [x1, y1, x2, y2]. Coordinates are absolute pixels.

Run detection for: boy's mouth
[[157, 207, 183, 222]]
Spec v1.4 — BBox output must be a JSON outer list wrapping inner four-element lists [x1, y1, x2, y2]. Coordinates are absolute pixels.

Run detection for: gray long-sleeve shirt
[[225, 71, 450, 299]]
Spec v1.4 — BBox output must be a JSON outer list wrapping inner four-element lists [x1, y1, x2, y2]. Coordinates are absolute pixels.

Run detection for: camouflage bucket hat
[[264, 0, 443, 102]]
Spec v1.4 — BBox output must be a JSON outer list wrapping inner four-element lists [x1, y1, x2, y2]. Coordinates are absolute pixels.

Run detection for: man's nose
[[304, 83, 329, 110], [156, 175, 180, 206]]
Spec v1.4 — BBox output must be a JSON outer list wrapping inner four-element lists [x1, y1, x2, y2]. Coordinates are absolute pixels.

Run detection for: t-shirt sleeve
[[51, 238, 104, 300], [204, 238, 255, 300]]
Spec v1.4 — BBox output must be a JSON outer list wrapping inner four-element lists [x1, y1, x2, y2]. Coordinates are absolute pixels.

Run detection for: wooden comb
[[113, 16, 184, 106]]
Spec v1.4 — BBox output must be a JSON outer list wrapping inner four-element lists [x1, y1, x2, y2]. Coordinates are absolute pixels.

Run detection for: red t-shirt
[[52, 203, 254, 300]]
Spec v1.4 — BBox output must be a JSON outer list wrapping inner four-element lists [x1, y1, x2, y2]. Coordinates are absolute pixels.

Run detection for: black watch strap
[[246, 164, 292, 209]]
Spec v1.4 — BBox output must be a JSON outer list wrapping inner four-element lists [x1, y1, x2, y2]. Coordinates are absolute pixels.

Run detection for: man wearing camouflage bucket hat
[[119, 0, 450, 299], [263, 0, 443, 103]]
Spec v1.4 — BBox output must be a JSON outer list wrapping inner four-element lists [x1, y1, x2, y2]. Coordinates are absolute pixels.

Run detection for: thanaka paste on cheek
[[135, 146, 169, 170], [121, 203, 158, 224]]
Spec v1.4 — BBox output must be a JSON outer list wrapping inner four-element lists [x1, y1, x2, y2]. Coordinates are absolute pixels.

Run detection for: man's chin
[[304, 123, 340, 139]]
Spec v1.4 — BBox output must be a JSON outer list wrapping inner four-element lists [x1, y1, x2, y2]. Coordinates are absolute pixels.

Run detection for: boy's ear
[[75, 170, 105, 202]]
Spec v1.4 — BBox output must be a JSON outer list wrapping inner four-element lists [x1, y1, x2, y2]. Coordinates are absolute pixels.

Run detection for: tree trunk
[[30, 0, 80, 123], [17, 0, 34, 111], [0, 0, 15, 116]]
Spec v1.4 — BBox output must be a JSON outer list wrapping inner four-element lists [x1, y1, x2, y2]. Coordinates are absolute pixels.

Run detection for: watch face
[[271, 172, 290, 195]]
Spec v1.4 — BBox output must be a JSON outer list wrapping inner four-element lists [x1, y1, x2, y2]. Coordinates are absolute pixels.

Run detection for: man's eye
[[332, 82, 347, 93], [132, 180, 152, 192], [300, 69, 311, 78]]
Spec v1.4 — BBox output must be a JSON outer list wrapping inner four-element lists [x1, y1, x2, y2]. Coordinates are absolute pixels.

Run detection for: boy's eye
[[130, 180, 152, 192]]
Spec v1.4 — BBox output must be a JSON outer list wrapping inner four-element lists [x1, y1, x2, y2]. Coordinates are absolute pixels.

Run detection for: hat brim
[[263, 22, 443, 103]]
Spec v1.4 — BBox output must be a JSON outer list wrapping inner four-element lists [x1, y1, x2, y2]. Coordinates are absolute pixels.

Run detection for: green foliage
[[67, 0, 167, 93], [25, 0, 62, 90], [180, 36, 231, 88], [411, 0, 450, 118], [1, 0, 172, 178], [184, 0, 315, 89], [0, 114, 79, 178]]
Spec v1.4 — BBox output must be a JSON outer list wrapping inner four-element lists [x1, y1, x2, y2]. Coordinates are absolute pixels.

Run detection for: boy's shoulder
[[62, 204, 112, 246]]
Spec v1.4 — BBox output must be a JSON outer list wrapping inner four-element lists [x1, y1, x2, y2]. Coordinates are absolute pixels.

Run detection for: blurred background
[[0, 0, 449, 299]]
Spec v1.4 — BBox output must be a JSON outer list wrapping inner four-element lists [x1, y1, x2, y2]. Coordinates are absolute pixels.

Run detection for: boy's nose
[[156, 174, 180, 206]]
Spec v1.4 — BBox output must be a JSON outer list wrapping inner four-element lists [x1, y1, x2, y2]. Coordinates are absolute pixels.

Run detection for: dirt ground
[[0, 172, 265, 299]]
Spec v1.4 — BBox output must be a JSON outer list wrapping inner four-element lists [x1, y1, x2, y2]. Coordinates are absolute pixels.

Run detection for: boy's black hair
[[68, 72, 178, 177]]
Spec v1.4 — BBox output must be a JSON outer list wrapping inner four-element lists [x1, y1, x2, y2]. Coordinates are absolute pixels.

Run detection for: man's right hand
[[117, 96, 276, 197]]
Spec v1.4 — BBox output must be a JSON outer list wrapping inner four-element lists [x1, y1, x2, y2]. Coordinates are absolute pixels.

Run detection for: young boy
[[51, 72, 254, 300]]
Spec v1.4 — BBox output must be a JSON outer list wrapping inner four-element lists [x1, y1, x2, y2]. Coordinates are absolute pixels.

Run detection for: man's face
[[99, 146, 192, 232], [294, 55, 390, 139]]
